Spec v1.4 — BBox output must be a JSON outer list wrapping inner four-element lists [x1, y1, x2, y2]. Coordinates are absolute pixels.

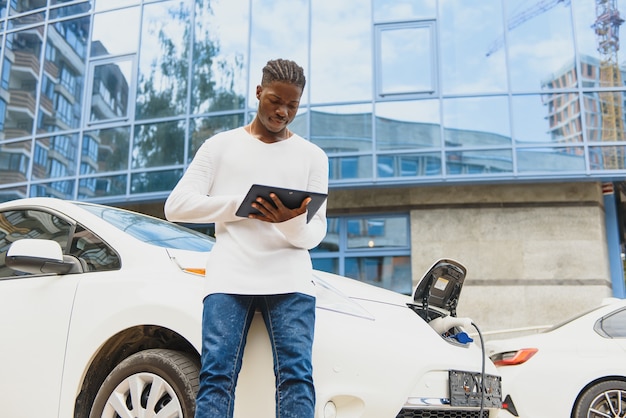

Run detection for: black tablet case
[[236, 184, 327, 223]]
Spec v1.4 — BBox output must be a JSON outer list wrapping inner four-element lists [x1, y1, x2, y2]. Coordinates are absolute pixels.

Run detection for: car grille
[[396, 409, 489, 418]]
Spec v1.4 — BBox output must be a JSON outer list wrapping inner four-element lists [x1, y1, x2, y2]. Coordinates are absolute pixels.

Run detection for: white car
[[0, 197, 501, 418], [485, 298, 626, 418]]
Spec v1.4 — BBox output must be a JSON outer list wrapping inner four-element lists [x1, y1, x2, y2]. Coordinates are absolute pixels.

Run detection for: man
[[164, 59, 328, 418]]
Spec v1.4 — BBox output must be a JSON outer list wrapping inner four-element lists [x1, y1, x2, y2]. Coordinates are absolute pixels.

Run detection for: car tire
[[89, 348, 200, 418], [573, 379, 626, 418]]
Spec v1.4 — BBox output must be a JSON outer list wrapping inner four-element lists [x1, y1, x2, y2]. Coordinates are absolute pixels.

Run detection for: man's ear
[[256, 85, 263, 99]]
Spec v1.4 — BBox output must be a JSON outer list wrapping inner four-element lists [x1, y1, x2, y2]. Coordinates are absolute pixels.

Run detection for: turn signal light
[[183, 268, 205, 276], [491, 348, 538, 366]]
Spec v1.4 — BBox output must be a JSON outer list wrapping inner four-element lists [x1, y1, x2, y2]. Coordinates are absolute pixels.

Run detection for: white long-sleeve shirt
[[164, 127, 328, 297]]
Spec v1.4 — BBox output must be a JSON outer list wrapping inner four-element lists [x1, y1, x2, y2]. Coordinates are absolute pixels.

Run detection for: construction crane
[[485, 0, 571, 57], [593, 0, 625, 169], [486, 0, 625, 169]]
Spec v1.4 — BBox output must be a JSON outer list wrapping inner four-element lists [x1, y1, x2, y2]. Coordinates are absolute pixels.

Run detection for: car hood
[[312, 259, 470, 319], [312, 270, 412, 306], [164, 250, 465, 318]]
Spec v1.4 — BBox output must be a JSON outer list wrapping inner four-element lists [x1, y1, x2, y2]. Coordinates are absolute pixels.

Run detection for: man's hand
[[249, 193, 311, 223]]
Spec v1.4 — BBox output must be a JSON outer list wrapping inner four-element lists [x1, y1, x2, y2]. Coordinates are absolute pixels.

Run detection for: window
[[68, 224, 120, 272], [311, 214, 412, 294], [597, 308, 626, 338], [0, 209, 120, 278], [1, 58, 11, 90], [0, 99, 6, 131], [54, 94, 74, 125], [0, 151, 27, 173], [87, 58, 134, 125], [60, 65, 78, 96], [375, 21, 437, 99]]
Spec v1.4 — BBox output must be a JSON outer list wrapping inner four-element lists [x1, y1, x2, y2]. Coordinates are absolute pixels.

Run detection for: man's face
[[256, 81, 303, 133]]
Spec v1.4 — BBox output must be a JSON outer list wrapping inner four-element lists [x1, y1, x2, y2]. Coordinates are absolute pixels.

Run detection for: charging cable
[[471, 321, 486, 416]]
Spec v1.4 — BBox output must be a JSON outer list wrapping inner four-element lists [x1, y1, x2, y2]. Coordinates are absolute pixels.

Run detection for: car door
[[0, 208, 79, 418]]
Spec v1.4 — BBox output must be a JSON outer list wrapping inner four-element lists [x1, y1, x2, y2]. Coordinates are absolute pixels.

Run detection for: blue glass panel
[[78, 174, 127, 199], [512, 94, 583, 144], [588, 146, 626, 170], [248, 0, 308, 106], [136, 0, 192, 119], [311, 0, 371, 103], [192, 0, 247, 113], [49, 2, 92, 19], [517, 147, 586, 172], [329, 156, 372, 181], [133, 120, 185, 168], [439, 0, 507, 94], [373, 0, 435, 22], [446, 149, 513, 175], [89, 60, 132, 124], [310, 105, 373, 153], [30, 180, 75, 199], [585, 90, 626, 144], [443, 97, 512, 147], [130, 169, 183, 194], [94, 0, 139, 12], [377, 153, 442, 178], [0, 141, 30, 184], [377, 22, 435, 96], [505, 1, 575, 92], [376, 100, 441, 150], [0, 98, 5, 131], [8, 11, 46, 29], [32, 134, 79, 180], [0, 186, 28, 202], [90, 6, 139, 57], [82, 126, 130, 173], [4, 28, 43, 140], [572, 0, 626, 87]]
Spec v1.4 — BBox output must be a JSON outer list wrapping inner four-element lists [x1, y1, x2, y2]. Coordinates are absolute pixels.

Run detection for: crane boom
[[486, 0, 571, 57]]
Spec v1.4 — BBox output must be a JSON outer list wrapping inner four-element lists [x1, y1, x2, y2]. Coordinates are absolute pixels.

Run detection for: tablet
[[236, 184, 327, 223]]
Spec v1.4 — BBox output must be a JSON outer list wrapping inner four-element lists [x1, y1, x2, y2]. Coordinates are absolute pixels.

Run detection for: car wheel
[[89, 348, 199, 418], [573, 380, 626, 418]]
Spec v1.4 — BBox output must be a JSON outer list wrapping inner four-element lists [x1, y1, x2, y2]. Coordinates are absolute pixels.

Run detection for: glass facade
[[0, 0, 626, 293], [1, 0, 626, 202]]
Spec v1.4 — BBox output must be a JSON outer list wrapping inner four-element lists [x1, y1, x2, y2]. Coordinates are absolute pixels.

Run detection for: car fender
[[57, 256, 204, 417]]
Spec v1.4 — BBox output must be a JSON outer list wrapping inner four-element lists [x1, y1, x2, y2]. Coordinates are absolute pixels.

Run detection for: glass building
[[1, 0, 625, 328]]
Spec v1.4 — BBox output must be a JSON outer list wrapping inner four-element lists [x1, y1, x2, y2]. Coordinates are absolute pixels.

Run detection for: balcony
[[8, 90, 36, 116], [13, 51, 41, 77]]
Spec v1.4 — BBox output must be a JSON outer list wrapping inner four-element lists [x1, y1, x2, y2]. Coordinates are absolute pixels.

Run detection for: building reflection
[[0, 0, 624, 198]]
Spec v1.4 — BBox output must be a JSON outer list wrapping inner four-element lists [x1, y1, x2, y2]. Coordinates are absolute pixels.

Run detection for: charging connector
[[429, 315, 473, 335]]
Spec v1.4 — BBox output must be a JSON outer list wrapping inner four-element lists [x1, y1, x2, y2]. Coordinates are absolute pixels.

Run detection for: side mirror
[[6, 239, 82, 275]]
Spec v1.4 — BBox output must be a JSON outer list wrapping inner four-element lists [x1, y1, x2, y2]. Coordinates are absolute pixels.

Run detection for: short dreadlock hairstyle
[[261, 59, 306, 90]]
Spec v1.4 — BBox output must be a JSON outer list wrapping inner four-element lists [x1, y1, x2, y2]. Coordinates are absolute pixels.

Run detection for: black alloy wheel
[[573, 380, 626, 418]]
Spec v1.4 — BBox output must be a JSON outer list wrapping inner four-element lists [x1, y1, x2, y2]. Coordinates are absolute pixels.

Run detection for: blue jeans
[[194, 293, 316, 418]]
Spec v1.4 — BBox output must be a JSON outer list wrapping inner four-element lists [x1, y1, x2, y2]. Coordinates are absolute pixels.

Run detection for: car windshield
[[76, 203, 214, 252]]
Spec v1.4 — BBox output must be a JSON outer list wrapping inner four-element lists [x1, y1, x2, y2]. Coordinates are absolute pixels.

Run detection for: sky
[[89, 0, 626, 143]]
